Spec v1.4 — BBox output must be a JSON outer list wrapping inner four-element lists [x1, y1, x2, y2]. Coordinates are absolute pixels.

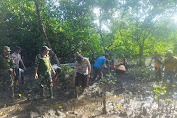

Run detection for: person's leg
[[47, 72, 53, 98], [92, 67, 98, 81], [158, 67, 162, 80], [98, 68, 102, 80], [75, 86, 80, 94], [169, 71, 175, 85], [14, 68, 19, 87], [10, 76, 14, 98], [75, 73, 81, 97], [39, 74, 46, 98], [81, 74, 87, 94], [155, 67, 158, 79], [162, 70, 168, 86], [21, 71, 25, 85]]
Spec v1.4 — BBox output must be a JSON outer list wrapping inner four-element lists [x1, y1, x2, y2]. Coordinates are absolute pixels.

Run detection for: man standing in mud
[[89, 51, 96, 75], [72, 54, 91, 98], [150, 52, 162, 81], [11, 46, 26, 87], [92, 54, 108, 81], [0, 46, 15, 99], [162, 50, 177, 86], [34, 46, 56, 99]]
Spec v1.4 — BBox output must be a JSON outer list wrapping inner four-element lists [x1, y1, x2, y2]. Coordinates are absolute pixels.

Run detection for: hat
[[3, 46, 11, 52], [42, 46, 51, 51], [166, 50, 172, 55], [15, 46, 21, 51]]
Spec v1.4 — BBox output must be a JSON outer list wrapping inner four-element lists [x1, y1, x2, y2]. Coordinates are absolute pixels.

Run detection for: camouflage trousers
[[0, 70, 14, 98], [38, 71, 53, 98]]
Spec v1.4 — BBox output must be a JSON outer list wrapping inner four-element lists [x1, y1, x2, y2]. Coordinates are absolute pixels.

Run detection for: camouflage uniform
[[0, 52, 15, 98], [35, 54, 53, 98]]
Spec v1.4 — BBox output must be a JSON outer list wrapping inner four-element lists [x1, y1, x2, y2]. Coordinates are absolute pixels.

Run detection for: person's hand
[[54, 77, 58, 82], [87, 74, 90, 79], [13, 71, 16, 77], [24, 66, 26, 70], [52, 70, 56, 75], [72, 79, 75, 84], [35, 73, 38, 79], [49, 78, 53, 83], [104, 65, 107, 68]]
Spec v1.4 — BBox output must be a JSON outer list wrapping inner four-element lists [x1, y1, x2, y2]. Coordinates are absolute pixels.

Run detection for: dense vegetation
[[0, 0, 177, 66]]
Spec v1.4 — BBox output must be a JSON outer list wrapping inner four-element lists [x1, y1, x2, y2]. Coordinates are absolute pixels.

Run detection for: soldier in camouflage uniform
[[34, 46, 55, 98], [0, 46, 15, 98]]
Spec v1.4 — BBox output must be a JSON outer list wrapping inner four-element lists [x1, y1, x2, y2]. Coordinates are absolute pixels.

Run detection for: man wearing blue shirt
[[92, 54, 108, 81]]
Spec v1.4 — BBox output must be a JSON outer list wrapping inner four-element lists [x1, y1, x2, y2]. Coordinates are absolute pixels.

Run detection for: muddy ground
[[0, 66, 177, 118]]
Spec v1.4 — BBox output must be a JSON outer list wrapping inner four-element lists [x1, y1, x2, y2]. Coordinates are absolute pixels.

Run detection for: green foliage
[[153, 84, 167, 99], [60, 65, 74, 77], [0, 0, 177, 67], [100, 73, 116, 85], [129, 67, 154, 78]]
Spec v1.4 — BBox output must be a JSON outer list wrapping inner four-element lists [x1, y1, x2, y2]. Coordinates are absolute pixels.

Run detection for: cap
[[3, 46, 11, 52], [42, 46, 51, 51], [166, 50, 172, 55], [15, 46, 21, 51]]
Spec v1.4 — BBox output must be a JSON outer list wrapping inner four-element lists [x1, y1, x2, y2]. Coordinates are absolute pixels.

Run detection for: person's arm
[[87, 60, 91, 86], [34, 55, 39, 79], [72, 72, 76, 84], [87, 60, 91, 75], [34, 67, 38, 79], [55, 73, 59, 80], [149, 56, 154, 66], [50, 63, 56, 75], [162, 59, 165, 70], [20, 59, 26, 70], [11, 58, 16, 79], [102, 64, 107, 68], [102, 58, 107, 68], [72, 62, 77, 84]]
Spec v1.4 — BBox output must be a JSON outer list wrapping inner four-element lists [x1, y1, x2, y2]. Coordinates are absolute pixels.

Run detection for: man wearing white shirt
[[11, 46, 26, 86]]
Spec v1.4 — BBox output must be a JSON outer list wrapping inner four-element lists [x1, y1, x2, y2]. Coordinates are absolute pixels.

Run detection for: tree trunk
[[35, 0, 60, 65], [138, 45, 145, 66], [99, 9, 103, 42]]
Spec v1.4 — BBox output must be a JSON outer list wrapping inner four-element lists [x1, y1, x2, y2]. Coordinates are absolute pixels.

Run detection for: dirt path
[[0, 67, 177, 118]]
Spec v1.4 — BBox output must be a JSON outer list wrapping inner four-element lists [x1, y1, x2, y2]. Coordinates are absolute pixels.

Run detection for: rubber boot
[[40, 86, 45, 98], [42, 87, 46, 98], [11, 86, 14, 99], [50, 87, 53, 99]]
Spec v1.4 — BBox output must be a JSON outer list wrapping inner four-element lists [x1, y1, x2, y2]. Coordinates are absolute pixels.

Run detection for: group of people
[[150, 50, 177, 86], [0, 46, 26, 98], [0, 46, 62, 99], [4, 45, 176, 100]]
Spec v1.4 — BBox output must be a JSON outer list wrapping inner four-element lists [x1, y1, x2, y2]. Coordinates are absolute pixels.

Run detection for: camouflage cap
[[3, 46, 11, 52]]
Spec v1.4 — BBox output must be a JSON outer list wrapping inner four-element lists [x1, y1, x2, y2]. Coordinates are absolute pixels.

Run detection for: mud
[[0, 67, 177, 118]]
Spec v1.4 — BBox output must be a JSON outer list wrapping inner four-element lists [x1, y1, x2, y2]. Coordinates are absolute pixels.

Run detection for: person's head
[[3, 46, 11, 56], [56, 67, 62, 74], [104, 54, 109, 60], [92, 51, 95, 55], [76, 54, 83, 63], [121, 54, 125, 58], [165, 50, 173, 58], [42, 46, 51, 55], [15, 46, 21, 54]]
